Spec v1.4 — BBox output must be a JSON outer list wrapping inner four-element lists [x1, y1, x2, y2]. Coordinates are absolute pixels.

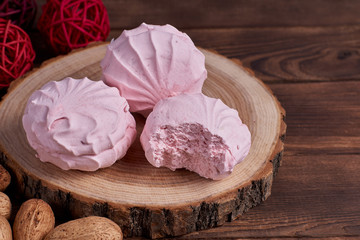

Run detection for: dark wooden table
[[2, 1, 360, 239]]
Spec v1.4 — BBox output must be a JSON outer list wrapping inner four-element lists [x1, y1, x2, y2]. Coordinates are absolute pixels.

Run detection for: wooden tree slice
[[0, 43, 286, 238]]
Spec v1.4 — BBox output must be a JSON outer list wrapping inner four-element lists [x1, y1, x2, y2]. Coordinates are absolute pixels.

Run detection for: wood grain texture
[[178, 154, 360, 239], [0, 44, 285, 238], [173, 80, 360, 239], [4, 2, 360, 238], [185, 26, 360, 83], [271, 81, 360, 154], [118, 26, 360, 83], [28, 26, 360, 83], [35, 0, 360, 28], [106, 26, 360, 83]]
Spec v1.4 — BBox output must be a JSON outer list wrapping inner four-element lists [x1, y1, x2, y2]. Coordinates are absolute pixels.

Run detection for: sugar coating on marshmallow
[[22, 77, 137, 171], [101, 23, 207, 116], [140, 93, 251, 180]]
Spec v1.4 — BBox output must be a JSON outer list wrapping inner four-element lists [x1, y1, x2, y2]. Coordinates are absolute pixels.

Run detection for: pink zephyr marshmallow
[[101, 23, 207, 116], [22, 77, 137, 171], [140, 93, 251, 180]]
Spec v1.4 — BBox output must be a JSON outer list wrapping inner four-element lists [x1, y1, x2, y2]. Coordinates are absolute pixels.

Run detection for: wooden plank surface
[[11, 27, 360, 239], [179, 154, 360, 239], [185, 27, 360, 83], [0, 45, 285, 238], [2, 2, 360, 238], [175, 80, 360, 239], [30, 26, 360, 83], [35, 0, 360, 28], [272, 81, 360, 154]]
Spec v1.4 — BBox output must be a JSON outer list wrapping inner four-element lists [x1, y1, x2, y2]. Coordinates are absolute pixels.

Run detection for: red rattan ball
[[37, 0, 110, 55], [0, 18, 35, 89], [0, 0, 37, 29]]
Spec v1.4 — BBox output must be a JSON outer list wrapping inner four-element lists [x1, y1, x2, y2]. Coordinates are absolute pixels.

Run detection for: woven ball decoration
[[37, 0, 110, 54], [0, 0, 37, 29], [0, 18, 35, 89]]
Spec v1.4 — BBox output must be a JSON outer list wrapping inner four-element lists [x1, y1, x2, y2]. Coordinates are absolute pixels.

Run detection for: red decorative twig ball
[[0, 18, 35, 89], [0, 0, 37, 29], [37, 0, 110, 55]]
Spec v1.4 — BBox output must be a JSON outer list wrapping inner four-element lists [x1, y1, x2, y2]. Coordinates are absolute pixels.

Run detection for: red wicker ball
[[0, 0, 37, 29], [37, 0, 110, 55], [0, 18, 35, 89]]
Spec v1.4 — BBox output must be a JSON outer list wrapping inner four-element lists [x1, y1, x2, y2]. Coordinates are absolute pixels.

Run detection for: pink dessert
[[140, 93, 251, 180], [22, 77, 137, 171], [101, 23, 207, 116]]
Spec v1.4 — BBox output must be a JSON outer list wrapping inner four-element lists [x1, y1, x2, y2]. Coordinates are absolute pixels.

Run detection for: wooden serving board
[[0, 43, 285, 238]]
